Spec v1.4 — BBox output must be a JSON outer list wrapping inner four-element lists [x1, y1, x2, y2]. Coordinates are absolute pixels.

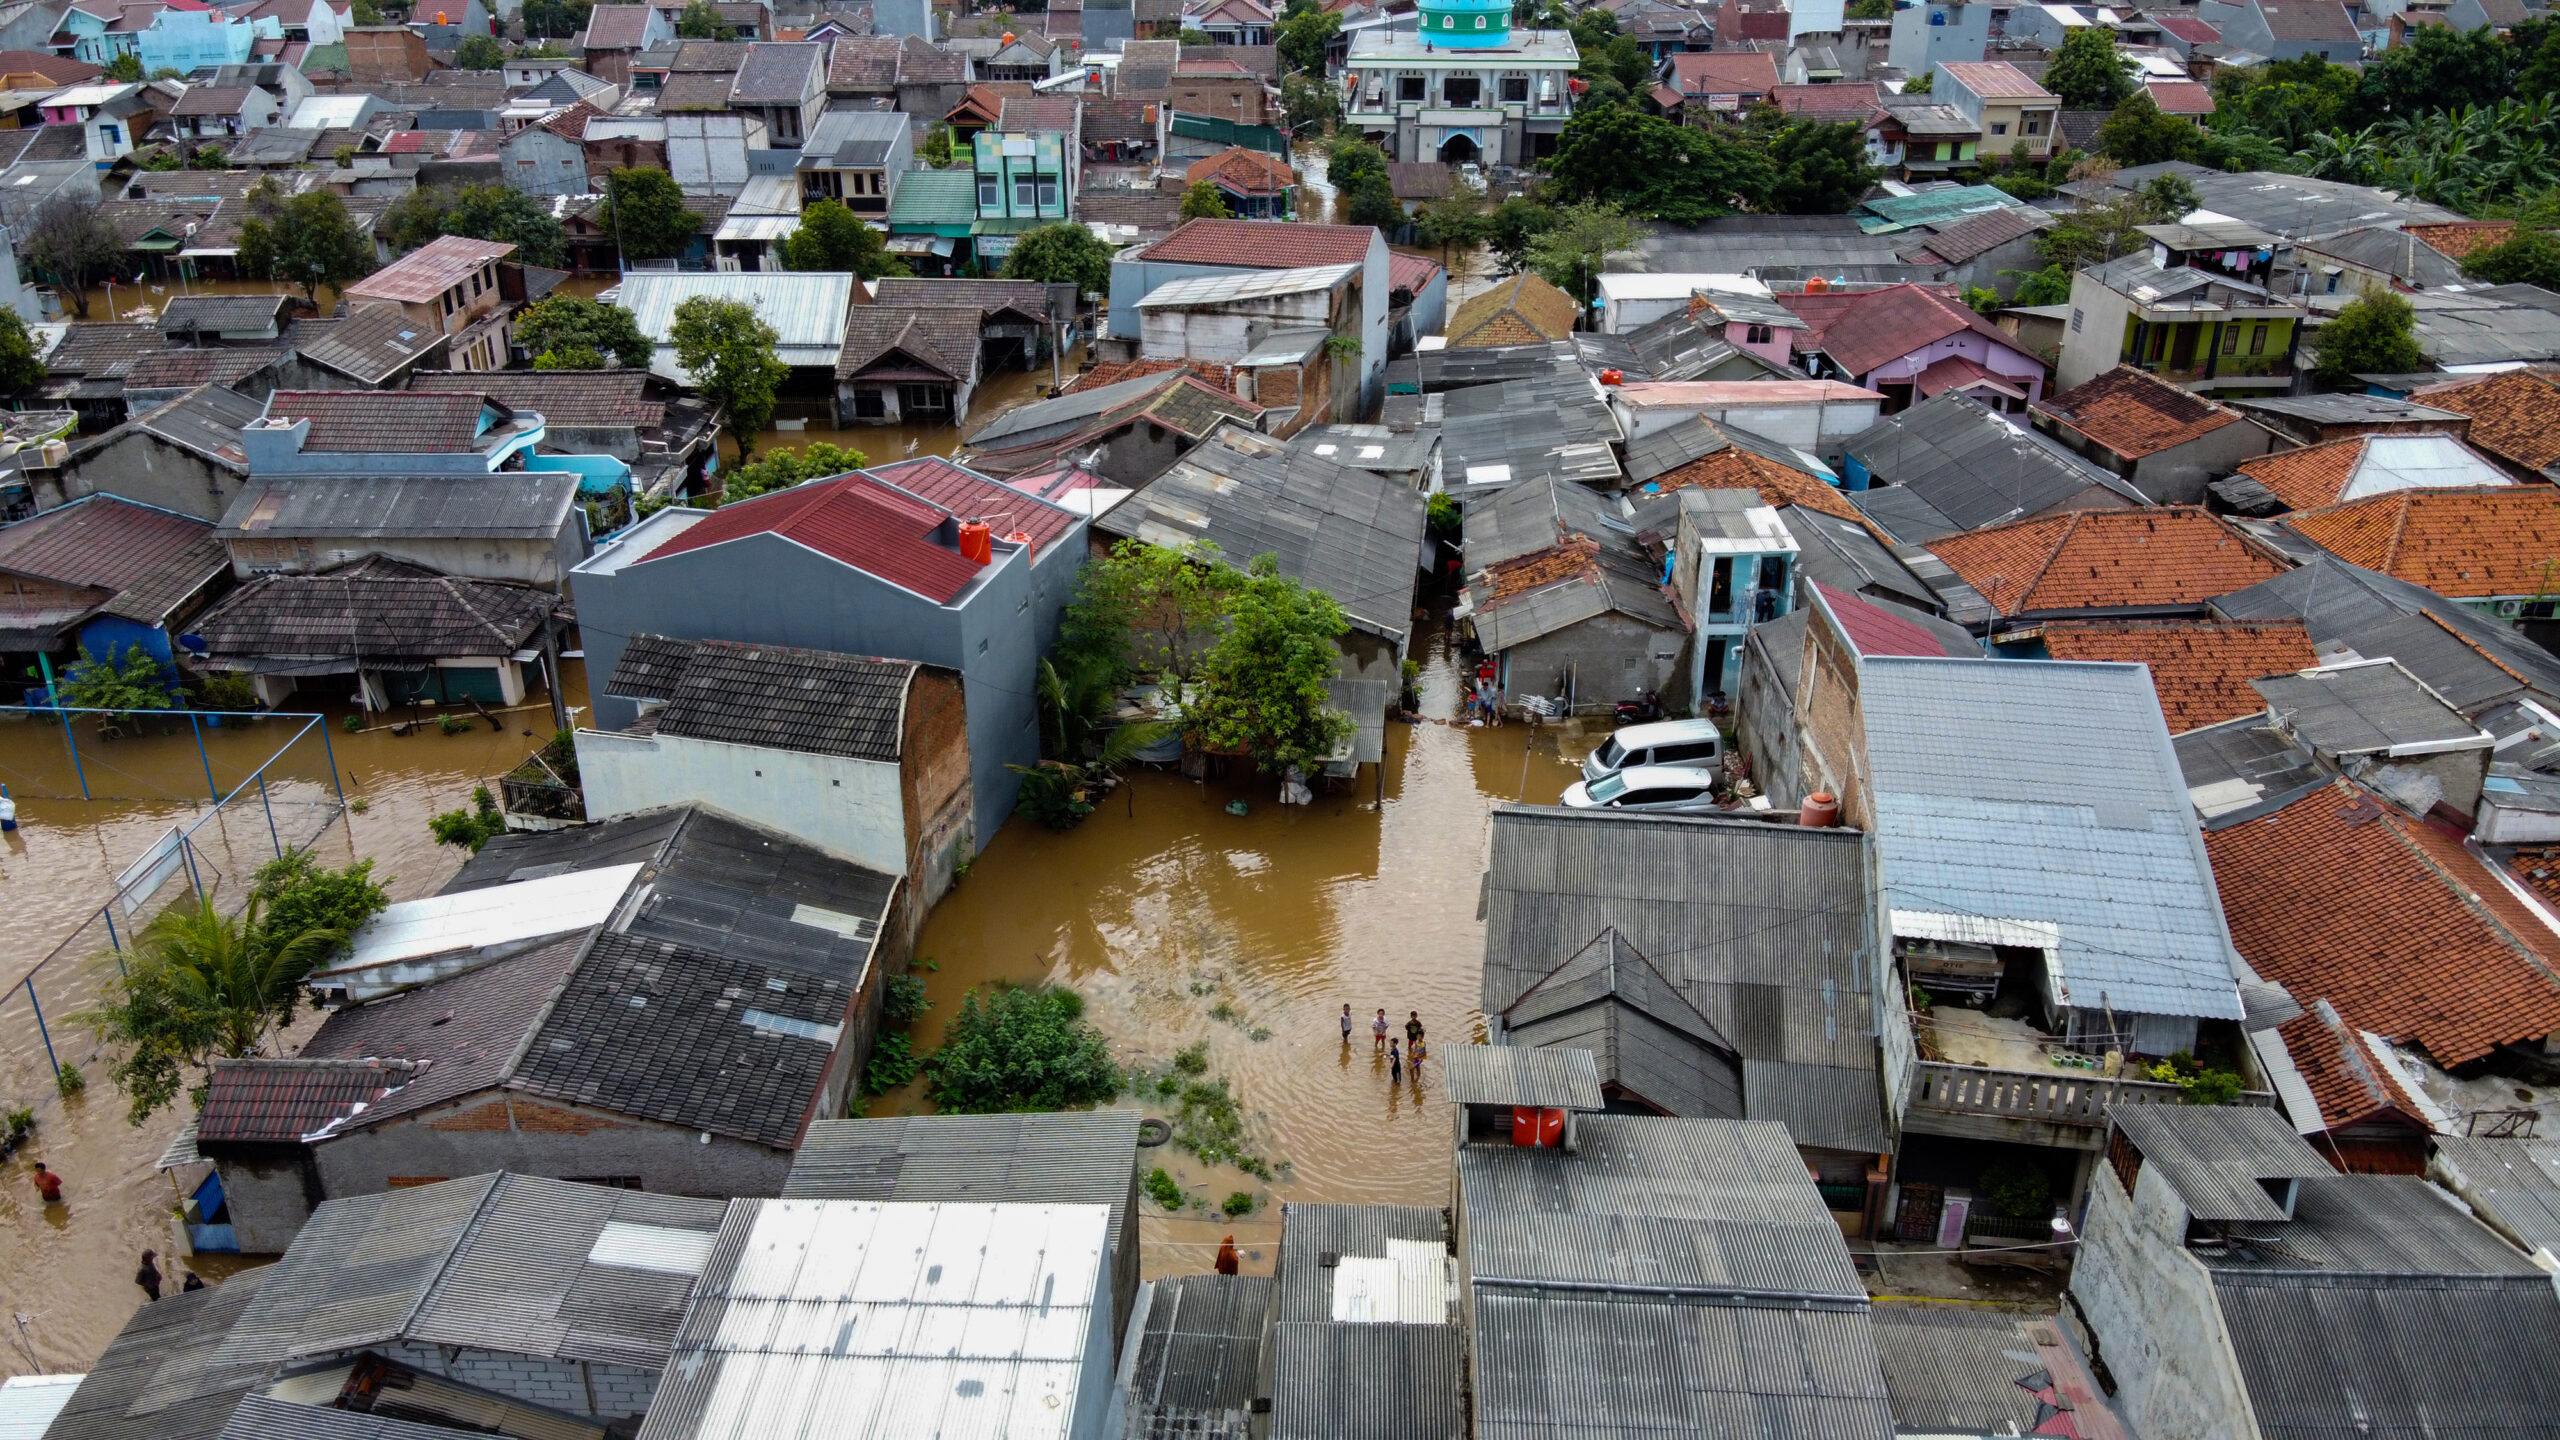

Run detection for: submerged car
[[1582, 719, 1723, 785], [1560, 764, 1724, 814]]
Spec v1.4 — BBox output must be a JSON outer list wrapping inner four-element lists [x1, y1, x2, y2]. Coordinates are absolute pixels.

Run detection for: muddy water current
[[883, 627, 1587, 1276]]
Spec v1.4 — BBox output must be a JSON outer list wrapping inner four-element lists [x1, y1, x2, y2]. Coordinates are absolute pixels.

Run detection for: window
[[1014, 177, 1037, 209], [978, 177, 1001, 209], [853, 388, 886, 418], [2221, 323, 2240, 354], [2324, 271, 2340, 294], [899, 383, 953, 414], [1990, 120, 2008, 135], [1746, 323, 1772, 344], [1501, 75, 1528, 102], [1398, 74, 1425, 101], [2070, 307, 2083, 332], [1444, 75, 1481, 106], [2249, 323, 2268, 355], [1036, 177, 1059, 208], [1654, 740, 1718, 764], [2024, 117, 2041, 135]]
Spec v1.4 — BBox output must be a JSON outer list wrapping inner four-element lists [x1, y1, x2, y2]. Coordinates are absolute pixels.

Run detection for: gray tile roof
[[408, 369, 665, 429], [301, 931, 589, 1128], [1100, 422, 1427, 646], [158, 292, 293, 336], [1780, 504, 1948, 620], [1274, 1203, 1449, 1324], [1269, 1323, 1466, 1440], [730, 39, 825, 101], [1840, 392, 2146, 537], [292, 304, 445, 385], [128, 382, 261, 470], [1501, 930, 1745, 1120], [1458, 1115, 1894, 1440], [444, 807, 693, 892], [2251, 658, 2485, 756], [2110, 1106, 2333, 1223], [1468, 542, 1687, 653], [190, 555, 561, 669], [2173, 713, 2331, 830], [604, 633, 917, 763], [1482, 807, 1889, 1153], [214, 472, 579, 542], [2210, 554, 2560, 715], [1122, 1275, 1274, 1440], [782, 1112, 1142, 1259], [1862, 657, 2245, 1022], [1463, 472, 1629, 569]]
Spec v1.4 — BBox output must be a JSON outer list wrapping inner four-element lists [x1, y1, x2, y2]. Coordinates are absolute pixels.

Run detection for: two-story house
[[240, 389, 548, 477], [136, 5, 282, 72], [1109, 217, 1392, 412], [1662, 49, 1777, 118], [167, 79, 284, 141], [727, 39, 824, 148], [2197, 0, 2361, 61], [2056, 219, 2308, 396], [972, 95, 1079, 258], [339, 235, 519, 372], [576, 1, 672, 85], [1340, 3, 1577, 166], [797, 107, 909, 217], [1933, 60, 2057, 160], [39, 78, 156, 168]]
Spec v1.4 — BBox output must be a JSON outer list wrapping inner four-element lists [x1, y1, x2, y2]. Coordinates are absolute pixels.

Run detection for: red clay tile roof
[[2406, 220, 2516, 262], [2143, 79, 2214, 115], [2208, 780, 2560, 1067], [1774, 282, 2026, 380], [1652, 446, 1874, 530], [1141, 217, 1373, 268], [638, 471, 993, 601], [2233, 436, 2369, 512], [1066, 357, 1238, 394], [2276, 999, 2437, 1132], [0, 51, 100, 83], [196, 1057, 417, 1144], [343, 234, 514, 305], [1388, 251, 1443, 296], [1924, 507, 2289, 617], [2041, 618, 2317, 733], [1772, 81, 1881, 120], [1668, 49, 1777, 96], [1185, 145, 1294, 195], [2413, 371, 2560, 473], [1814, 579, 1950, 656], [1913, 354, 2024, 401], [2283, 486, 2560, 599], [2033, 365, 2244, 460], [865, 455, 1081, 550]]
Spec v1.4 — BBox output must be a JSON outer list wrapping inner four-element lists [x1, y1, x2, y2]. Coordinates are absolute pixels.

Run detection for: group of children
[[1343, 1005, 1429, 1082]]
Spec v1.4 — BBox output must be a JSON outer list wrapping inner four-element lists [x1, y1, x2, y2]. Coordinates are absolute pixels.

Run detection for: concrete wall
[[501, 124, 591, 197], [577, 728, 912, 875], [2067, 1148, 2262, 1440], [223, 528, 586, 587], [204, 1144, 323, 1254], [576, 521, 1083, 849], [1108, 236, 1388, 412], [313, 1092, 796, 1203], [2126, 422, 2280, 505], [899, 667, 974, 913], [49, 431, 242, 522], [1734, 617, 1807, 810], [375, 1340, 662, 1422], [1855, 329, 2046, 406], [1614, 395, 1882, 460], [1496, 612, 1683, 706], [1888, 1, 1990, 77]]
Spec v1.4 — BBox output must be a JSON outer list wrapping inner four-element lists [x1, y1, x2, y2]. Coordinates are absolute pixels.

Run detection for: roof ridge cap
[[2378, 809, 2560, 988], [2012, 509, 2078, 612]]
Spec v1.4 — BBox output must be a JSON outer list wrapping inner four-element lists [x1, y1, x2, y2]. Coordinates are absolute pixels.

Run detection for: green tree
[[1185, 556, 1354, 774], [1544, 105, 1772, 223], [1280, 72, 1339, 132], [2035, 188, 2168, 271], [672, 294, 788, 461], [249, 852, 389, 963], [2096, 91, 2201, 166], [23, 196, 124, 318], [429, 786, 505, 851], [921, 983, 1119, 1113], [2314, 285, 2426, 381], [1342, 170, 1401, 228], [1003, 219, 1116, 294], [76, 897, 349, 1124], [1058, 538, 1247, 682], [1764, 120, 1879, 213], [1276, 4, 1337, 74], [2004, 263, 2074, 306], [921, 121, 955, 167], [2465, 227, 2560, 287], [0, 308, 47, 394], [719, 440, 870, 502], [519, 0, 588, 36], [236, 180, 377, 304], [1900, 70, 1931, 93], [1487, 194, 1555, 272], [2208, 57, 2355, 149], [782, 197, 910, 276], [602, 166, 698, 261], [515, 293, 653, 368], [1326, 134, 1388, 192], [2354, 22, 2512, 125], [104, 51, 139, 81], [1413, 182, 1490, 257], [443, 183, 568, 266], [136, 146, 181, 170], [2042, 26, 2135, 108], [455, 31, 503, 67], [189, 144, 230, 169], [1179, 179, 1232, 220], [1178, 25, 1213, 42], [56, 643, 174, 715], [1845, 0, 1889, 15], [674, 0, 735, 37]]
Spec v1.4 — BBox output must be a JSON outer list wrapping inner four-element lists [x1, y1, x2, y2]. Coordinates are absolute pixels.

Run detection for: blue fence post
[[56, 705, 88, 801], [182, 835, 204, 904], [317, 713, 347, 809], [258, 774, 280, 857], [190, 711, 218, 803], [103, 904, 121, 955], [24, 977, 57, 1079]]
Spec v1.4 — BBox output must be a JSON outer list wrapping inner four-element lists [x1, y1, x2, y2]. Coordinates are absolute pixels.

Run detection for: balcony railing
[[1909, 1060, 2277, 1128]]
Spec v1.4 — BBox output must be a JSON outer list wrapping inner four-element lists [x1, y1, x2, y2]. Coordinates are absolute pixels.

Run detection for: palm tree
[[77, 897, 347, 1123]]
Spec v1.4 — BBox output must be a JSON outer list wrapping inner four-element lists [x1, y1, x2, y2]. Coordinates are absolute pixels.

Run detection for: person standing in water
[[1372, 1009, 1389, 1052], [1340, 1004, 1354, 1045], [135, 1251, 162, 1302], [1389, 1038, 1404, 1083], [31, 1161, 61, 1204]]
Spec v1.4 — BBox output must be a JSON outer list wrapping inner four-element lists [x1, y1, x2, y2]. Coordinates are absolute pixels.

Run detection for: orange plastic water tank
[[1537, 1107, 1566, 1146], [434, 10, 446, 20], [958, 522, 994, 565], [1598, 368, 1624, 386], [1511, 1106, 1537, 1146], [1800, 791, 1840, 828], [1005, 529, 1035, 562], [1804, 275, 1830, 293]]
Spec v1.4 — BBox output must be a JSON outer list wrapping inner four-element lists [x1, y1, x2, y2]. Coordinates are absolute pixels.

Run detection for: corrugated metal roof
[[2212, 1270, 2560, 1439], [1268, 1322, 1465, 1440], [1867, 1301, 2044, 1436], [1840, 391, 2144, 533], [1274, 1203, 1448, 1325], [2110, 1106, 2332, 1223], [2432, 1136, 2560, 1259], [613, 272, 855, 382], [1135, 261, 1358, 308], [1861, 658, 2247, 1022], [41, 1271, 268, 1440], [214, 472, 580, 543], [2211, 555, 2560, 714], [323, 863, 638, 987], [0, 1376, 82, 1440], [1443, 1045, 1604, 1111], [1120, 1275, 1273, 1440], [217, 1394, 548, 1440], [2251, 659, 2486, 756], [639, 1200, 1111, 1440], [2209, 1173, 2540, 1276], [782, 1112, 1140, 1259]]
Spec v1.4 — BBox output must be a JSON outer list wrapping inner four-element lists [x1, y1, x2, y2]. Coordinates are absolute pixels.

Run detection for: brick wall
[[1795, 611, 1871, 828], [900, 666, 973, 915], [376, 1340, 663, 1421]]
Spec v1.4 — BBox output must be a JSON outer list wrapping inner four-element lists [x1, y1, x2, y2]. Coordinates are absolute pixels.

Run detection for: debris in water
[[1224, 799, 1249, 816]]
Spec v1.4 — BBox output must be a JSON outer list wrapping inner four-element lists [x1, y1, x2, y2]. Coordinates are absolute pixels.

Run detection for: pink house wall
[[1717, 318, 1795, 368], [1856, 330, 2046, 402]]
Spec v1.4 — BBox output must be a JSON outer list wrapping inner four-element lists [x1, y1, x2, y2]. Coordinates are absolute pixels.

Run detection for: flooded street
[[745, 347, 1084, 471], [888, 625, 1588, 1275], [0, 667, 588, 1377]]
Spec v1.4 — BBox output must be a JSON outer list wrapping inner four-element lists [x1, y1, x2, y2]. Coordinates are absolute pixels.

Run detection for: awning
[[714, 214, 800, 243], [886, 234, 957, 255]]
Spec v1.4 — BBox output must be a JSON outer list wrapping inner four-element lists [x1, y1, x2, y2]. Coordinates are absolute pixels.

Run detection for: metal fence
[[0, 707, 347, 1101]]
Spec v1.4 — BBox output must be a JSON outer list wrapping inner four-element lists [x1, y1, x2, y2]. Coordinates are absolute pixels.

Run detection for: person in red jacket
[[30, 1161, 61, 1204]]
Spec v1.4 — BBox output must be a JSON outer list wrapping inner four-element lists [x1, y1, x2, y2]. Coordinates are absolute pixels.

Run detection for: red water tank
[[1537, 1107, 1565, 1146], [1804, 275, 1830, 293], [1598, 368, 1624, 386], [958, 522, 994, 565], [1800, 790, 1840, 827], [1511, 1106, 1536, 1146], [1005, 529, 1035, 562]]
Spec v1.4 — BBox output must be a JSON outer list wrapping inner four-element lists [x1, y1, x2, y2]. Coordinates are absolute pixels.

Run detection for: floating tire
[[1136, 1118, 1172, 1147]]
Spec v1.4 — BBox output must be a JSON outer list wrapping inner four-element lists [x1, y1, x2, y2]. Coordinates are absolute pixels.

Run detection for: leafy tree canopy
[[1544, 106, 1771, 224], [2355, 22, 2512, 126], [237, 180, 378, 304], [721, 440, 871, 503], [24, 196, 125, 316], [0, 307, 48, 393], [1276, 4, 1337, 74], [783, 197, 910, 277], [104, 51, 139, 81], [1184, 555, 1355, 774], [2464, 227, 2560, 287], [2043, 26, 2135, 109], [1280, 72, 1339, 132], [1487, 194, 1556, 273], [1057, 537, 1247, 683], [602, 166, 698, 261], [922, 983, 1119, 1113], [387, 182, 568, 267], [671, 294, 788, 461], [1900, 70, 1931, 93], [1002, 220, 1116, 294], [1764, 120, 1879, 214], [2314, 286, 2426, 381], [56, 643, 173, 714], [516, 293, 653, 369], [674, 0, 735, 37], [455, 32, 503, 67], [2096, 91, 2201, 167], [1179, 179, 1232, 220]]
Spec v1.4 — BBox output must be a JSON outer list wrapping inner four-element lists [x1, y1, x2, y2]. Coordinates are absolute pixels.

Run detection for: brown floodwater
[[0, 665, 588, 1378], [883, 626, 1590, 1276]]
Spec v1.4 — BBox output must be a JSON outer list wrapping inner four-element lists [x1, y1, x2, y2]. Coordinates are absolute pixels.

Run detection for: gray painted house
[[571, 458, 1086, 845], [181, 805, 905, 1254], [40, 383, 260, 522], [497, 118, 591, 195], [1107, 218, 1392, 415], [2196, 0, 2363, 61]]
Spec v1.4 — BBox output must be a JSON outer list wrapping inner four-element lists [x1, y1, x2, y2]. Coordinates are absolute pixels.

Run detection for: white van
[[1583, 719, 1723, 785]]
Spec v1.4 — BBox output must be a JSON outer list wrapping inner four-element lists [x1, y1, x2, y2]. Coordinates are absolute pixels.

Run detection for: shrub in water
[[921, 983, 1118, 1113]]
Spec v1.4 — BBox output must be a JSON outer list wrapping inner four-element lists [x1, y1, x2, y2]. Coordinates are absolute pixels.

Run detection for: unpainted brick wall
[[377, 1340, 663, 1420]]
